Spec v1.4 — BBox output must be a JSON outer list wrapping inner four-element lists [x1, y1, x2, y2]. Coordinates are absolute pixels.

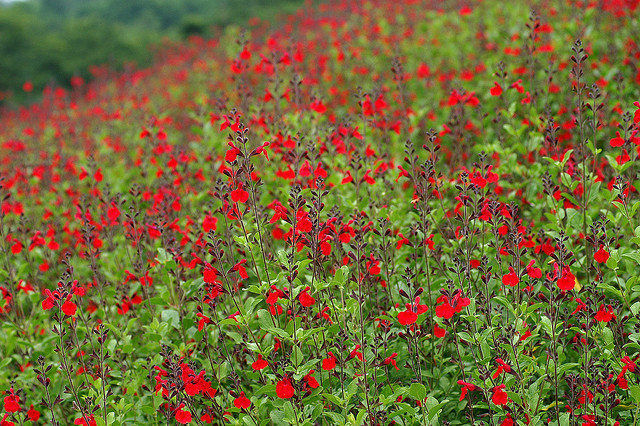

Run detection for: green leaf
[[283, 401, 296, 423], [322, 392, 343, 407], [141, 405, 156, 416], [426, 397, 448, 421], [269, 410, 286, 425], [161, 309, 180, 329], [457, 332, 473, 343], [507, 391, 522, 406], [408, 383, 426, 401], [324, 412, 345, 424], [255, 384, 276, 396], [603, 326, 614, 346], [629, 385, 640, 404], [156, 247, 170, 263], [622, 252, 640, 265]]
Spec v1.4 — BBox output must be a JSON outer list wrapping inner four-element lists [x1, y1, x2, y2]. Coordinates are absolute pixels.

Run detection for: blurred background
[[0, 0, 306, 107]]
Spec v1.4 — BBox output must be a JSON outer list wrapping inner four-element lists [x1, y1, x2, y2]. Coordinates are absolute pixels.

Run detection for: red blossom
[[175, 405, 192, 424], [397, 308, 417, 325], [594, 245, 610, 264], [299, 287, 316, 307], [3, 390, 20, 413], [434, 324, 446, 338], [276, 378, 295, 399], [251, 354, 268, 371], [594, 304, 615, 322], [610, 131, 625, 147], [384, 353, 399, 370], [303, 370, 320, 389], [492, 358, 512, 379], [349, 345, 364, 361], [490, 81, 503, 96], [196, 313, 211, 331], [525, 260, 542, 279], [62, 298, 77, 316], [74, 415, 97, 426], [230, 185, 249, 204], [26, 405, 40, 421], [502, 267, 519, 287], [557, 267, 576, 291], [234, 391, 251, 409], [231, 259, 248, 279], [491, 384, 508, 405], [322, 353, 337, 371], [457, 380, 479, 401]]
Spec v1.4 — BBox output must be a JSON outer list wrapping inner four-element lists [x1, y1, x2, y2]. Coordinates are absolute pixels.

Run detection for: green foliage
[[0, 0, 306, 106]]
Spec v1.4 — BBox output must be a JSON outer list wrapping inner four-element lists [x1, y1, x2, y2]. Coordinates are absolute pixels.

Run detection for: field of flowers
[[1, 0, 640, 424]]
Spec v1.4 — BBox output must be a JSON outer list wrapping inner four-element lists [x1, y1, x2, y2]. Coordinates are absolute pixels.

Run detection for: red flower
[[175, 405, 192, 424], [492, 358, 512, 379], [571, 298, 587, 315], [617, 356, 637, 389], [397, 308, 417, 325], [299, 287, 316, 307], [27, 405, 40, 421], [594, 245, 610, 264], [500, 413, 514, 426], [491, 384, 508, 405], [1, 414, 15, 426], [322, 353, 336, 371], [74, 415, 97, 426], [234, 391, 251, 409], [203, 265, 217, 283], [457, 380, 479, 401], [490, 82, 503, 96], [303, 370, 320, 389], [610, 131, 625, 147], [62, 298, 77, 316], [349, 345, 363, 361], [107, 204, 120, 222], [396, 233, 411, 249], [230, 184, 249, 203], [3, 391, 20, 413], [557, 267, 576, 291], [434, 324, 446, 338], [594, 304, 615, 322], [196, 313, 211, 331], [384, 353, 399, 370], [42, 288, 58, 310], [502, 267, 519, 287], [202, 215, 218, 232], [525, 260, 542, 279], [231, 259, 248, 279], [251, 354, 268, 371], [435, 302, 455, 319], [276, 378, 295, 399]]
